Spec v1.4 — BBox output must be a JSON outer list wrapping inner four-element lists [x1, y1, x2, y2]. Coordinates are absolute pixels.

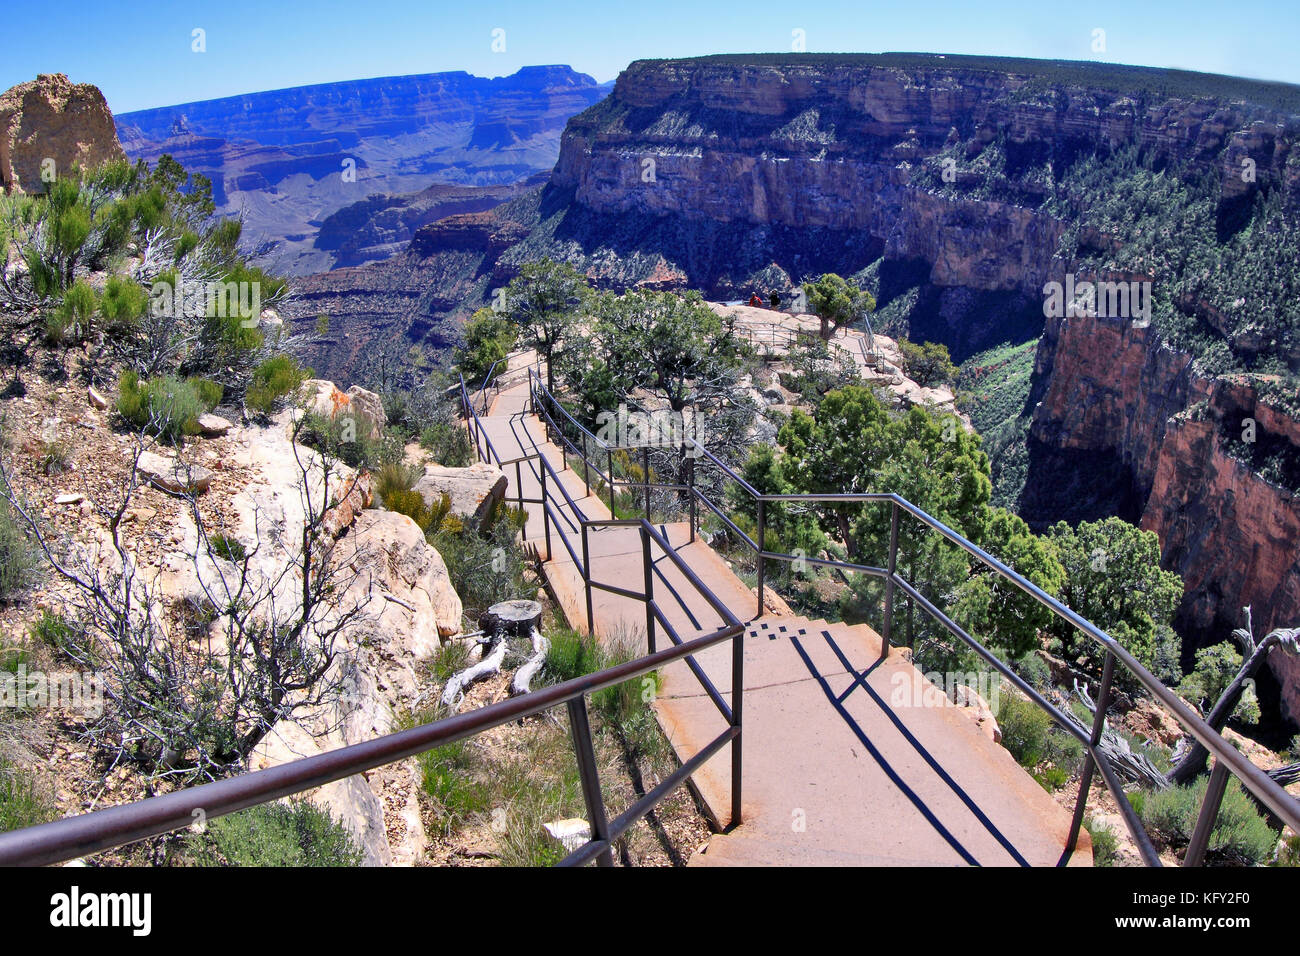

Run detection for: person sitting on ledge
[[748, 292, 764, 308]]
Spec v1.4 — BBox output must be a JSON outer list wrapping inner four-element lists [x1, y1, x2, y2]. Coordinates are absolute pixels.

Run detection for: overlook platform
[[480, 382, 1089, 866]]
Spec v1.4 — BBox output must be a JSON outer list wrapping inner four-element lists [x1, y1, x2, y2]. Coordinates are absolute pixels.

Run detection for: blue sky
[[4, 0, 1298, 114]]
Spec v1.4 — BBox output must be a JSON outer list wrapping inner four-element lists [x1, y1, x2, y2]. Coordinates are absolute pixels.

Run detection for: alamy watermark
[[594, 403, 705, 457], [1042, 274, 1151, 328], [150, 272, 261, 327], [1, 666, 104, 717], [889, 669, 1001, 711]]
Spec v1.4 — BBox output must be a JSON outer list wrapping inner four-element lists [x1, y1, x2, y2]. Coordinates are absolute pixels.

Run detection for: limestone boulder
[[342, 509, 463, 644], [1, 74, 125, 195], [197, 413, 232, 437], [413, 462, 507, 527], [136, 450, 212, 495], [300, 379, 387, 441]]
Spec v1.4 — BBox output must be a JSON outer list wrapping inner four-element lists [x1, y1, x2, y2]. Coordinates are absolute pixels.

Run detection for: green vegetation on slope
[[956, 340, 1037, 508]]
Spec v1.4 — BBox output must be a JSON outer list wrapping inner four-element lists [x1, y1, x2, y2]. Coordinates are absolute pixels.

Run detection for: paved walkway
[[478, 382, 1090, 866]]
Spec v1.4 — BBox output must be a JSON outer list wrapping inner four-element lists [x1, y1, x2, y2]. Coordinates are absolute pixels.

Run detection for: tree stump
[[442, 600, 546, 710]]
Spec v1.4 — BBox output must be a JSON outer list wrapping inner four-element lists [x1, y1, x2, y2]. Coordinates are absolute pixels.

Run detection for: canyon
[[286, 53, 1300, 724], [116, 66, 609, 274]]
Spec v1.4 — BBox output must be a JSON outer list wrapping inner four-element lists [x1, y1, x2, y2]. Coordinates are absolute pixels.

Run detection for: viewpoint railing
[[522, 366, 1300, 866]]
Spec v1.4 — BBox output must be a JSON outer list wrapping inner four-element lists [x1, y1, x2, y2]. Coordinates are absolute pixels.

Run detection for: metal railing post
[[687, 449, 696, 543], [642, 446, 651, 519], [731, 620, 744, 828], [540, 465, 552, 562], [642, 525, 655, 654], [581, 432, 590, 496], [566, 697, 614, 867], [607, 449, 616, 514], [515, 460, 524, 511], [1185, 760, 1231, 867], [755, 499, 766, 617], [883, 501, 899, 652], [1068, 649, 1116, 854], [582, 523, 595, 636]]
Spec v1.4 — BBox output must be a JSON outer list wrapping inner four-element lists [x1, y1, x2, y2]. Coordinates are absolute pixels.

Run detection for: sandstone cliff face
[[1025, 311, 1300, 721], [0, 74, 125, 193], [550, 58, 1296, 296]]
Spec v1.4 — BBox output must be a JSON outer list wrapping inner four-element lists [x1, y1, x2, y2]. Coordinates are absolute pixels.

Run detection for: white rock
[[543, 818, 592, 854], [135, 450, 212, 495], [86, 386, 109, 409], [197, 413, 232, 437]]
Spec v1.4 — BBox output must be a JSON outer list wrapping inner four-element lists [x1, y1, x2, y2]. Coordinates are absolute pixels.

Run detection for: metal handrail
[[0, 619, 743, 868], [526, 366, 1300, 864]]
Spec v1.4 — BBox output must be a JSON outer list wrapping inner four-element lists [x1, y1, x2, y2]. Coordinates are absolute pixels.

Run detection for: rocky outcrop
[[413, 462, 507, 527], [1, 74, 125, 194], [301, 379, 388, 441]]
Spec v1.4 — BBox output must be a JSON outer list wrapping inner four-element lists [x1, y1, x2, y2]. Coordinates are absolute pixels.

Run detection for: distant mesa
[[114, 66, 611, 275]]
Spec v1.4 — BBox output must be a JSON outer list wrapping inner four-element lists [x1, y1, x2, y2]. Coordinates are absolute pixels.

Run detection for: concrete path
[[475, 382, 1090, 866]]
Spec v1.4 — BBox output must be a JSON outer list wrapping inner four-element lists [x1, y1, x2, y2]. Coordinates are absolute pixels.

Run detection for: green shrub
[[210, 534, 247, 563], [898, 338, 957, 387], [46, 279, 98, 344], [188, 377, 224, 411], [544, 627, 606, 685], [419, 737, 491, 824], [997, 693, 1053, 768], [456, 308, 518, 382], [419, 422, 473, 468], [189, 801, 363, 866], [0, 754, 54, 833], [246, 354, 310, 414], [116, 370, 203, 441], [0, 496, 36, 603], [429, 509, 527, 624], [1141, 775, 1278, 866], [29, 610, 75, 653], [100, 275, 149, 332], [374, 462, 421, 503], [1086, 817, 1119, 866]]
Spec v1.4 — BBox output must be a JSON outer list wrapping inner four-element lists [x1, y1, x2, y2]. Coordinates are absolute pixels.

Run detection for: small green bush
[[0, 497, 36, 603], [1141, 775, 1279, 866], [997, 693, 1052, 768], [100, 276, 149, 333], [210, 534, 247, 563], [0, 754, 54, 833], [29, 610, 75, 653], [419, 737, 491, 824], [419, 422, 473, 468], [188, 377, 224, 411], [246, 354, 310, 414], [544, 627, 606, 685], [116, 370, 203, 441], [374, 462, 421, 503], [46, 279, 98, 344], [189, 801, 363, 866], [1086, 816, 1119, 866]]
